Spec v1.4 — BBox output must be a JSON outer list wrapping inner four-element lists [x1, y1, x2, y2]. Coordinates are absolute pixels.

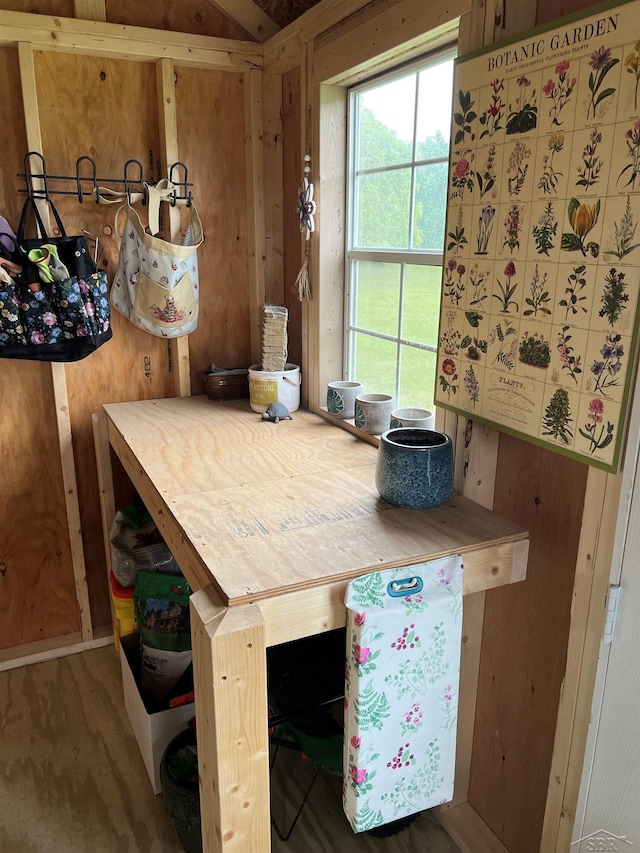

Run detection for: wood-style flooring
[[0, 646, 461, 853]]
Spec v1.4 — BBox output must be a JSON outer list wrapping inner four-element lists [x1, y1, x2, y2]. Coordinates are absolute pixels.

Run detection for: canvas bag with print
[[110, 184, 204, 337]]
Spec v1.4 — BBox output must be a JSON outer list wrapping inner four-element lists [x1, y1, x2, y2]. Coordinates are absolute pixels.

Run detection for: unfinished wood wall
[[1, 0, 248, 37], [282, 66, 303, 370], [0, 45, 82, 649], [468, 440, 588, 852], [0, 2, 255, 649]]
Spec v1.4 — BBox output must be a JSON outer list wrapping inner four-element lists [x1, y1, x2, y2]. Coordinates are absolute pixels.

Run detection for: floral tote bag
[[343, 555, 463, 833]]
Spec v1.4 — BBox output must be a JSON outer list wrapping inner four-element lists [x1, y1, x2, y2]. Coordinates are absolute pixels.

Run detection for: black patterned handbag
[[0, 198, 112, 362]]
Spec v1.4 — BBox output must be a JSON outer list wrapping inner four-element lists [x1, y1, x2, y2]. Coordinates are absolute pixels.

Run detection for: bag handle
[[0, 232, 21, 263], [16, 196, 68, 242], [91, 186, 146, 205], [146, 180, 189, 236]]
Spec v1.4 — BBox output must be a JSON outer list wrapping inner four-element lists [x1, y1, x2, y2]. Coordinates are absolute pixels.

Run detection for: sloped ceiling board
[[207, 0, 281, 40]]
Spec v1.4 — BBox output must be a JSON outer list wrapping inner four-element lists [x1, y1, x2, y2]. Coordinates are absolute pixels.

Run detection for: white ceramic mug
[[390, 407, 435, 430], [354, 393, 394, 434], [327, 381, 364, 418]]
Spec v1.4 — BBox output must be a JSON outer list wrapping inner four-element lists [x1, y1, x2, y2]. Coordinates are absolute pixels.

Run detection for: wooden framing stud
[[190, 588, 270, 853]]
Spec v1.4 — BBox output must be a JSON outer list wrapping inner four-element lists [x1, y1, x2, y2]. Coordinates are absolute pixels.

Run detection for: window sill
[[310, 405, 382, 446]]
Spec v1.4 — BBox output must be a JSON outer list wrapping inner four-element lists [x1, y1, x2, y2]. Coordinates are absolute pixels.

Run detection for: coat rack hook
[[24, 151, 48, 201], [123, 158, 144, 204], [75, 155, 98, 204], [169, 161, 191, 206]]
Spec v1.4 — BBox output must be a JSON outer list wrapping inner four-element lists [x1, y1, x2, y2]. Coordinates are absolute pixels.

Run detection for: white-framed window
[[345, 50, 455, 410]]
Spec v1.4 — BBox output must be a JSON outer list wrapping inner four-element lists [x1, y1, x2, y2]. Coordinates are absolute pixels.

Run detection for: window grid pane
[[346, 52, 455, 408]]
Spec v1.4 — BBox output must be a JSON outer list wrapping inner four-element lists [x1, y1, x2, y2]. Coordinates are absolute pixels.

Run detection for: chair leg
[[270, 761, 323, 842]]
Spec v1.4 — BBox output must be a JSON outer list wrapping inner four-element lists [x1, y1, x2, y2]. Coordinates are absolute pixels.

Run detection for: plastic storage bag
[[134, 571, 193, 704], [343, 555, 463, 833], [110, 504, 179, 587]]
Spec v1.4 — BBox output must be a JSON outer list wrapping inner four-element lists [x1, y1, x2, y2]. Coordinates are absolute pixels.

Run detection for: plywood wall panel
[[106, 0, 249, 40], [0, 363, 80, 648], [282, 67, 303, 371], [0, 0, 73, 14], [468, 435, 588, 853], [0, 46, 81, 649], [175, 67, 252, 381], [0, 47, 27, 230], [33, 50, 175, 628], [536, 0, 601, 26]]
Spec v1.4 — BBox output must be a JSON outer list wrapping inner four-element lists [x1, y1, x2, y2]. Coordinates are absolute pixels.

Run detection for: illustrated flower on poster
[[543, 60, 577, 126], [443, 259, 466, 306], [479, 78, 505, 138], [439, 358, 459, 399], [463, 365, 480, 408], [476, 204, 495, 255], [447, 206, 468, 254], [506, 140, 532, 195], [461, 310, 487, 360], [506, 76, 538, 134], [618, 120, 640, 191], [561, 197, 600, 257], [489, 319, 518, 371], [519, 331, 551, 368], [538, 134, 565, 194], [439, 309, 461, 356], [461, 334, 487, 362], [590, 333, 624, 396], [557, 326, 583, 384], [586, 45, 620, 121], [493, 261, 519, 313], [468, 263, 491, 308], [476, 144, 497, 198], [450, 149, 475, 200], [453, 89, 477, 145], [503, 204, 523, 253], [624, 41, 640, 111], [523, 264, 551, 317], [576, 128, 603, 189], [542, 388, 573, 445], [579, 399, 614, 453], [559, 264, 588, 321], [604, 196, 640, 260], [532, 200, 558, 256], [599, 268, 629, 326]]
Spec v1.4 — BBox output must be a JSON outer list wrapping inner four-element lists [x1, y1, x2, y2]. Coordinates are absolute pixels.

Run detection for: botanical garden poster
[[435, 0, 640, 471]]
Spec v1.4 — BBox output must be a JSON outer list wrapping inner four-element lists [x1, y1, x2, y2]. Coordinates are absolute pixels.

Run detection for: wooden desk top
[[104, 396, 528, 605]]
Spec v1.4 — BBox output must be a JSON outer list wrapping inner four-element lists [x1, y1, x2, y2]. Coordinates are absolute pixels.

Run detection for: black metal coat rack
[[17, 151, 194, 207]]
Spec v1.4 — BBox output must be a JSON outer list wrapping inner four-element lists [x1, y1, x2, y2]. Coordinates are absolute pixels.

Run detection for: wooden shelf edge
[[436, 801, 510, 853]]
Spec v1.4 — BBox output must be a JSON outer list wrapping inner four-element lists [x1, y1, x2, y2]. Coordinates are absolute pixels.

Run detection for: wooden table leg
[[190, 586, 271, 853]]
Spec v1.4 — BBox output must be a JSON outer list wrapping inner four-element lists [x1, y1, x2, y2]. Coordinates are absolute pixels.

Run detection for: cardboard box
[[119, 632, 195, 794]]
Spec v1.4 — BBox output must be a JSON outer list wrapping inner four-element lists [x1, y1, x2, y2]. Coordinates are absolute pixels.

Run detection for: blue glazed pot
[[375, 428, 453, 510]]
